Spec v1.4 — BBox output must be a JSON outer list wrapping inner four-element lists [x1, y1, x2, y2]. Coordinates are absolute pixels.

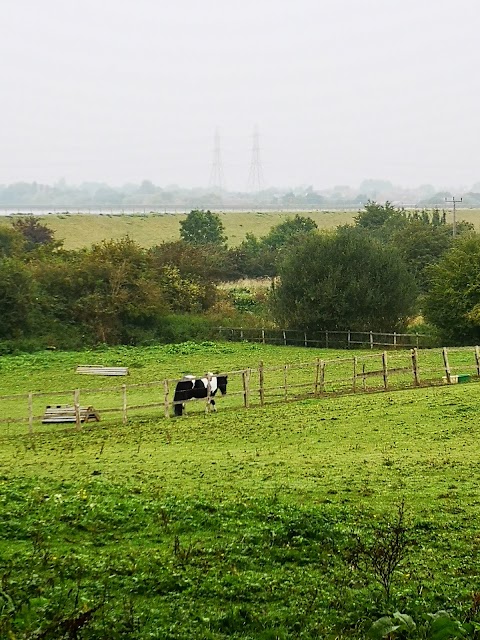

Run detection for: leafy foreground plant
[[369, 610, 480, 639], [1, 479, 480, 638]]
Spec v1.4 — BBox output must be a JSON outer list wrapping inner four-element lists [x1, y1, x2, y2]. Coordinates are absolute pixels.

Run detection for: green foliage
[[227, 287, 267, 314], [149, 239, 237, 282], [424, 233, 480, 344], [234, 215, 318, 277], [0, 225, 25, 257], [157, 265, 214, 312], [0, 257, 38, 339], [35, 238, 167, 345], [273, 227, 417, 331], [353, 204, 475, 295], [263, 214, 318, 250], [232, 232, 277, 277], [390, 219, 454, 292], [179, 209, 227, 247], [355, 201, 406, 236], [369, 612, 416, 638], [369, 610, 475, 639], [154, 315, 218, 344], [0, 230, 232, 349]]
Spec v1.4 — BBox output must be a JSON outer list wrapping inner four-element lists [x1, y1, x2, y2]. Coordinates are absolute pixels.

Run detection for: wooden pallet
[[42, 405, 100, 424], [76, 365, 129, 376]]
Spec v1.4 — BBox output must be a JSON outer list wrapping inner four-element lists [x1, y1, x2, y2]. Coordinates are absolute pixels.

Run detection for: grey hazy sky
[[1, 0, 479, 190]]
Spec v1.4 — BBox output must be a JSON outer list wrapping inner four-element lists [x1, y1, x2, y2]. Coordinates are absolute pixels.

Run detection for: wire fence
[[215, 327, 436, 349], [0, 346, 478, 439]]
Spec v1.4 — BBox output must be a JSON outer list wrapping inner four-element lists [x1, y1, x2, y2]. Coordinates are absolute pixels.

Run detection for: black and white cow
[[173, 374, 228, 416]]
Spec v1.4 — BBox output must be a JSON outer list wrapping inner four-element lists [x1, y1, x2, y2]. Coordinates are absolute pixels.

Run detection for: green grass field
[[2, 208, 479, 249], [0, 210, 356, 249], [2, 342, 480, 637]]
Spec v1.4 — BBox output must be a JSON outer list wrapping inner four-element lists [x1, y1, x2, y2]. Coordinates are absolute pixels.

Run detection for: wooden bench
[[76, 365, 129, 376], [42, 405, 100, 424]]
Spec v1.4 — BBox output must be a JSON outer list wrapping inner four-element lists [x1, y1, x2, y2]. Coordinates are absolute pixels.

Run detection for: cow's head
[[216, 375, 228, 395]]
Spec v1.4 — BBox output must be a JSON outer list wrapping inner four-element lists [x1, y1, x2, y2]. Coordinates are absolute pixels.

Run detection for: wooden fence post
[[353, 357, 357, 393], [314, 358, 321, 396], [362, 363, 367, 391], [205, 373, 212, 414], [122, 384, 128, 424], [262, 329, 265, 344], [74, 388, 81, 431], [242, 369, 250, 408], [348, 330, 351, 349], [284, 365, 288, 401], [393, 332, 397, 349], [320, 360, 326, 393], [304, 332, 307, 347], [475, 346, 480, 377], [370, 331, 374, 350], [283, 330, 287, 346], [164, 379, 170, 418], [28, 392, 33, 436], [382, 351, 388, 390], [411, 348, 420, 386], [259, 361, 265, 406], [442, 347, 451, 384]]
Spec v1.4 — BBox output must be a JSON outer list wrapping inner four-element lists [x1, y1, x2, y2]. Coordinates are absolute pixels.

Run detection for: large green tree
[[424, 233, 480, 344], [273, 228, 417, 331], [179, 209, 226, 247]]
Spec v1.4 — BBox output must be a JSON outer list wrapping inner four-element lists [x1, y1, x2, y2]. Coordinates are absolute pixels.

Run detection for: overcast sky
[[1, 0, 479, 190]]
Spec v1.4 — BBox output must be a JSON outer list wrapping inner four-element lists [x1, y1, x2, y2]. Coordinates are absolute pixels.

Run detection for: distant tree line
[[3, 178, 480, 208], [1, 203, 479, 351]]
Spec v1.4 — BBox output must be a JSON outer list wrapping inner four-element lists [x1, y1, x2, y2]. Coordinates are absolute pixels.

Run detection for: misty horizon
[[1, 1, 480, 190], [2, 177, 480, 212]]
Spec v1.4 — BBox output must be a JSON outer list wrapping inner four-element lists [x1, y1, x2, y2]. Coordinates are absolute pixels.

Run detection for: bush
[[155, 315, 217, 344]]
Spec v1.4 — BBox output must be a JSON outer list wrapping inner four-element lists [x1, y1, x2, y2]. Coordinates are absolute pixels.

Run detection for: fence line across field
[[1, 346, 479, 437], [215, 327, 434, 349]]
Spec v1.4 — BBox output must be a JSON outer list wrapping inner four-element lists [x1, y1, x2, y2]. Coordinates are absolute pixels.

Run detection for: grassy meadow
[[1, 208, 480, 249], [3, 207, 479, 249], [2, 342, 480, 637], [0, 210, 356, 249]]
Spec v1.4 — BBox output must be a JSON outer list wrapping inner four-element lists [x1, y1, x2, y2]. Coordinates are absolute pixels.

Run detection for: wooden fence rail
[[0, 346, 478, 437], [215, 327, 435, 349]]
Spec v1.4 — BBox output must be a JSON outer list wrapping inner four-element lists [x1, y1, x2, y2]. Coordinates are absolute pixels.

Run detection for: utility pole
[[445, 196, 462, 238]]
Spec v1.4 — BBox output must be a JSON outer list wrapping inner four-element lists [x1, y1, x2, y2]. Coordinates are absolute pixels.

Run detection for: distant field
[[1, 208, 479, 249], [0, 210, 356, 249]]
